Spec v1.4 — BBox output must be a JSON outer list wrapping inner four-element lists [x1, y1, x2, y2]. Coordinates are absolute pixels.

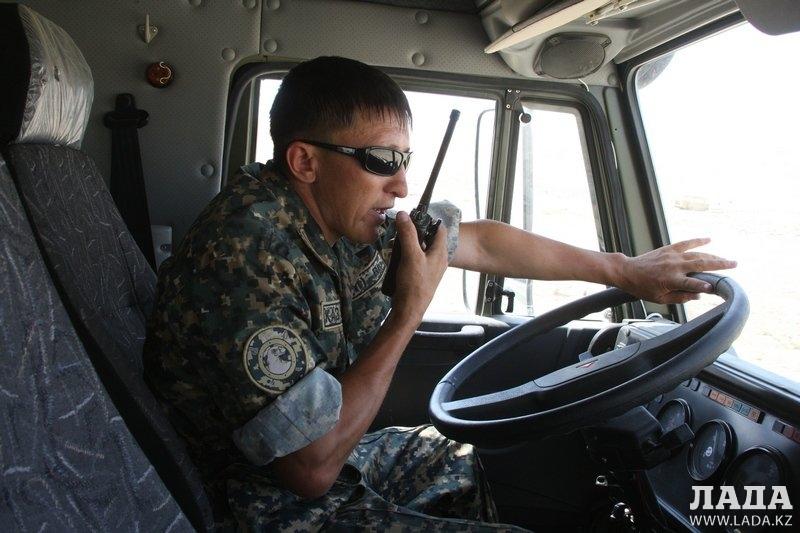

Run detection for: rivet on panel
[[222, 48, 237, 61], [411, 52, 426, 67], [266, 0, 280, 10], [263, 39, 279, 53], [414, 11, 429, 25], [242, 0, 257, 8], [607, 73, 618, 86], [201, 164, 215, 178]]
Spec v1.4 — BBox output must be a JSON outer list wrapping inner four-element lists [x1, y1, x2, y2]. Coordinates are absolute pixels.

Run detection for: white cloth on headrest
[[16, 5, 93, 149]]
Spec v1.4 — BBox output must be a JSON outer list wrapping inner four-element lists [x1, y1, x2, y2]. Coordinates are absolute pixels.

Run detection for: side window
[[635, 23, 800, 382], [254, 78, 496, 314], [399, 91, 495, 314], [506, 104, 605, 317], [254, 78, 282, 164]]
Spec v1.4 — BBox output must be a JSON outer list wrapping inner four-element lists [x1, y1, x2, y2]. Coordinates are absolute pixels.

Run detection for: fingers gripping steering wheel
[[429, 274, 748, 448]]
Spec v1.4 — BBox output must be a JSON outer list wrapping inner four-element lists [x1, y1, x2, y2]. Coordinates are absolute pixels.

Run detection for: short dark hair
[[270, 56, 412, 172]]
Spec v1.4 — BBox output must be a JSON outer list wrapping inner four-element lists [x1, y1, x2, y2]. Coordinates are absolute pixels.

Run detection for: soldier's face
[[312, 112, 410, 244]]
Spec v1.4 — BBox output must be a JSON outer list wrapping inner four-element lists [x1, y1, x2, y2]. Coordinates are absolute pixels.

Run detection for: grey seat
[[0, 155, 192, 531], [0, 4, 213, 530]]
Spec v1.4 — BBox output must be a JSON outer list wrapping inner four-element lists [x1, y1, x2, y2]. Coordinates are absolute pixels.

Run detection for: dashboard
[[646, 378, 799, 531], [609, 333, 800, 533], [591, 319, 800, 531], [471, 316, 799, 532]]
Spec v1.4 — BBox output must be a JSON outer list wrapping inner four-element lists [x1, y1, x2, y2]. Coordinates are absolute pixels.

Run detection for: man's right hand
[[390, 211, 448, 325]]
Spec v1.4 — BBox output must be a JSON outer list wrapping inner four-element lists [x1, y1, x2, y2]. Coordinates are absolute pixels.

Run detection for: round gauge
[[722, 447, 789, 533], [724, 446, 787, 499], [657, 398, 691, 433], [688, 420, 734, 481]]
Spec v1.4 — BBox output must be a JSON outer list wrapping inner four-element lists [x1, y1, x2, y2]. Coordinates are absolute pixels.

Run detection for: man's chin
[[346, 227, 380, 245]]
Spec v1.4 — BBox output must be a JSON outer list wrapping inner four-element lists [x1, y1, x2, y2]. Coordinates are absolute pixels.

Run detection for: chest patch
[[243, 326, 308, 395], [353, 252, 387, 300], [322, 299, 343, 330]]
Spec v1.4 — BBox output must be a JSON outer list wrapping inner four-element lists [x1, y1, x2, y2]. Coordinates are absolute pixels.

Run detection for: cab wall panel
[[13, 0, 261, 243], [12, 0, 516, 245], [261, 0, 518, 79]]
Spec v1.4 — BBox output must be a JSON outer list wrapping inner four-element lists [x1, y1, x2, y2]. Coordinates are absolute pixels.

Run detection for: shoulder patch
[[353, 251, 387, 300], [322, 299, 343, 330], [243, 326, 309, 395]]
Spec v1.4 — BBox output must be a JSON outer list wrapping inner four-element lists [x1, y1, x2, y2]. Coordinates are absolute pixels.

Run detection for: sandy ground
[[669, 202, 800, 382]]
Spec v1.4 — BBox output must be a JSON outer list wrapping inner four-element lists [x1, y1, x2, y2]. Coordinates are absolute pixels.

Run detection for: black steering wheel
[[429, 273, 748, 448]]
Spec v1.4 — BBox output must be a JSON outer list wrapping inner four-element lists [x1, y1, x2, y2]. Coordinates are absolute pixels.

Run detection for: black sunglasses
[[296, 139, 412, 177]]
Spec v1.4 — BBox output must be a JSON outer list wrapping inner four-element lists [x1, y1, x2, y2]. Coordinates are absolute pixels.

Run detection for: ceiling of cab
[[357, 0, 480, 13], [477, 0, 740, 80], [356, 0, 742, 83]]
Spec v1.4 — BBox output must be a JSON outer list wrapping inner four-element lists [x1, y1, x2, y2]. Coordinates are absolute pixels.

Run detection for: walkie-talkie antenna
[[381, 109, 461, 297], [418, 109, 460, 212]]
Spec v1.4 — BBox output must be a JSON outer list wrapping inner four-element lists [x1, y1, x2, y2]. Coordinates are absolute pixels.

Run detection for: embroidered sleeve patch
[[243, 326, 310, 395], [322, 300, 343, 330]]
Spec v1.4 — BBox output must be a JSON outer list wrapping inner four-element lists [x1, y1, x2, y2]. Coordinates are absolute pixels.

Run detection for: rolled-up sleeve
[[232, 367, 342, 465], [382, 200, 462, 263], [428, 200, 461, 262]]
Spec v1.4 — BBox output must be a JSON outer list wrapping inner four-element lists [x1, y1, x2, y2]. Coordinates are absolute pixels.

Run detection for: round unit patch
[[243, 326, 309, 395]]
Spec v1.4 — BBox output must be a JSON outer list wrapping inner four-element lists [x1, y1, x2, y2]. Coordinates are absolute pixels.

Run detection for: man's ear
[[285, 142, 317, 184]]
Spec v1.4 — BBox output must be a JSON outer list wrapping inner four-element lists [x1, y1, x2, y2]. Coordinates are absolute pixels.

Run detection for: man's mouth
[[369, 207, 390, 223]]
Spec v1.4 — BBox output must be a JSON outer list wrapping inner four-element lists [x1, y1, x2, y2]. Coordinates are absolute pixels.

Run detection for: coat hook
[[138, 13, 159, 44]]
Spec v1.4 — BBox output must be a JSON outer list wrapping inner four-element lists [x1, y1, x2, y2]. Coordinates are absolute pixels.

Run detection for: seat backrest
[[0, 4, 213, 530], [0, 156, 192, 532]]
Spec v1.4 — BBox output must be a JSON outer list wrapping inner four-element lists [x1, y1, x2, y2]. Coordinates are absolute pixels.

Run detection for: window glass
[[399, 91, 495, 314], [507, 104, 606, 317], [635, 23, 800, 382], [254, 78, 281, 164], [255, 79, 495, 314]]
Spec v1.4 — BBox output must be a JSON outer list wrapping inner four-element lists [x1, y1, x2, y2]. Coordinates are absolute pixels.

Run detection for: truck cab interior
[[1, 0, 798, 531]]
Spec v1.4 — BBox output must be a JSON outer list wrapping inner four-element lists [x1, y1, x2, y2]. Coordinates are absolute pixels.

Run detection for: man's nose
[[386, 169, 408, 198]]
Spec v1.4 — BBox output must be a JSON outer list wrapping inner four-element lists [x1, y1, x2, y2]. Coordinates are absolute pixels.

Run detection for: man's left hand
[[617, 238, 737, 304]]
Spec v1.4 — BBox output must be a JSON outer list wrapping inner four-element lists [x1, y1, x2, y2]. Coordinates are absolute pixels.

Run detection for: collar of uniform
[[249, 161, 339, 274]]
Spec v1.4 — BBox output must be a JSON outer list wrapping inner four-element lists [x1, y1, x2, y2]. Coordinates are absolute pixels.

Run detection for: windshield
[[635, 22, 800, 383]]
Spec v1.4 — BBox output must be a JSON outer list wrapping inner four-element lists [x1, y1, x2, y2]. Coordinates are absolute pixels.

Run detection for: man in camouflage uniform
[[144, 57, 735, 531]]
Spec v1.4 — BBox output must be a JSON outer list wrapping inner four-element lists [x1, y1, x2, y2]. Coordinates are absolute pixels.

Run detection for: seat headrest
[[0, 4, 93, 149]]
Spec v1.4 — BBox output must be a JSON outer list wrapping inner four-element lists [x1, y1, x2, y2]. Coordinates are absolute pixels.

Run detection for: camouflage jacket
[[143, 162, 460, 510]]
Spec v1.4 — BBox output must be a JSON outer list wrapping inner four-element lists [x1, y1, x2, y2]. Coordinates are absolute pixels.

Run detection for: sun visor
[[11, 5, 93, 149], [735, 0, 800, 36]]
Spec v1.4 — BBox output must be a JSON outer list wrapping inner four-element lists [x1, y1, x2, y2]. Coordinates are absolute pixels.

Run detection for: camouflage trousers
[[226, 425, 528, 531]]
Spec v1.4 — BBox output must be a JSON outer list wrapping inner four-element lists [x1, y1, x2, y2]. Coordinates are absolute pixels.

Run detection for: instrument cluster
[[646, 379, 799, 532], [585, 320, 798, 530]]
